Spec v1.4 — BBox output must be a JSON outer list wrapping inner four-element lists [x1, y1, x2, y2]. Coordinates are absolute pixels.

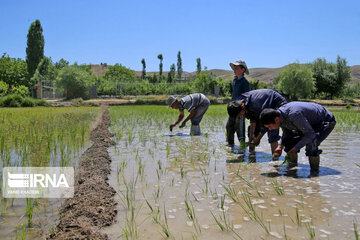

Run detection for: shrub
[[1, 94, 23, 107], [0, 94, 48, 107], [0, 81, 9, 97], [56, 66, 94, 99], [71, 98, 84, 106], [11, 85, 30, 97]]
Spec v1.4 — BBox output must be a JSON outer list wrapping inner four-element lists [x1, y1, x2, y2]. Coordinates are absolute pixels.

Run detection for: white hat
[[229, 59, 249, 75], [166, 96, 177, 107]]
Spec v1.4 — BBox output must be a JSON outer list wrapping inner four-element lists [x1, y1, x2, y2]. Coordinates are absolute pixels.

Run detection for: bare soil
[[48, 107, 117, 240]]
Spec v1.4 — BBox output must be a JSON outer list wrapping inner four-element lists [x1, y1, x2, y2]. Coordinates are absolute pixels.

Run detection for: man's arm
[[170, 111, 184, 130], [180, 109, 196, 128], [291, 114, 316, 151]]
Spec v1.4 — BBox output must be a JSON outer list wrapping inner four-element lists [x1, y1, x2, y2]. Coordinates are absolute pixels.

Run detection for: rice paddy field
[[0, 107, 100, 239], [104, 105, 360, 240], [0, 105, 359, 239]]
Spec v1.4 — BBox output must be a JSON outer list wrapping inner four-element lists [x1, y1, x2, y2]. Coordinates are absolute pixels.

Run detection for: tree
[[31, 57, 57, 85], [103, 64, 136, 82], [0, 53, 28, 88], [335, 55, 351, 96], [196, 58, 201, 74], [177, 51, 183, 79], [193, 71, 229, 96], [312, 56, 351, 98], [248, 78, 268, 90], [26, 19, 45, 84], [157, 54, 163, 77], [276, 63, 315, 100], [312, 58, 336, 97], [56, 66, 93, 99], [168, 64, 176, 83], [54, 58, 69, 69], [141, 58, 146, 79]]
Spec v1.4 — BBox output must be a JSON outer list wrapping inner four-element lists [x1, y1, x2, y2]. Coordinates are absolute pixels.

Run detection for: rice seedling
[[272, 179, 284, 196], [304, 220, 316, 239], [219, 194, 226, 210], [222, 184, 240, 203], [180, 164, 186, 178], [25, 198, 37, 227], [290, 207, 302, 227], [157, 205, 173, 239], [210, 211, 233, 232], [16, 224, 26, 240], [354, 221, 359, 240]]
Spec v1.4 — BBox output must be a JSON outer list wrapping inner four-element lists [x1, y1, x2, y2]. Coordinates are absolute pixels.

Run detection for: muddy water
[[0, 142, 91, 240], [104, 106, 360, 240]]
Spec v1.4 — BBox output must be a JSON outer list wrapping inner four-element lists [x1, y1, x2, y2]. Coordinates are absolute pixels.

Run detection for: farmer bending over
[[227, 89, 287, 155], [167, 93, 210, 136], [259, 102, 336, 171]]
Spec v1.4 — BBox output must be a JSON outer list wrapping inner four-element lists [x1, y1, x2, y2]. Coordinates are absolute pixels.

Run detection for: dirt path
[[48, 106, 117, 239]]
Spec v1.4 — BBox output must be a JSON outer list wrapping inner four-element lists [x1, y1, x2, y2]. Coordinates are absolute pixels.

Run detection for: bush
[[11, 85, 30, 97], [56, 66, 94, 99], [71, 98, 84, 106], [0, 81, 9, 97], [1, 94, 23, 107], [0, 94, 48, 107]]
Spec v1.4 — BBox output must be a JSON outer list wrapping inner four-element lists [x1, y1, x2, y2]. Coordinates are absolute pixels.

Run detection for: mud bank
[[48, 107, 117, 239]]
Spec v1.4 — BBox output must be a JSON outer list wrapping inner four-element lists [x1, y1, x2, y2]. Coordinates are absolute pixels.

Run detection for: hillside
[[91, 65, 360, 85]]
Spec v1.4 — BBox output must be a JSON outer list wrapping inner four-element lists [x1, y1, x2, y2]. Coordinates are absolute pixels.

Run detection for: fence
[[39, 80, 64, 99]]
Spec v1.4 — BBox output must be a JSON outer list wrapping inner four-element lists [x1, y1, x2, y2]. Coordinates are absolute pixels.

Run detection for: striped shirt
[[179, 93, 207, 112]]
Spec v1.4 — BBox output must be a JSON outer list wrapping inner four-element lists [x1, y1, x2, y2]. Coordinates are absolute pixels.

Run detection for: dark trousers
[[226, 115, 245, 144]]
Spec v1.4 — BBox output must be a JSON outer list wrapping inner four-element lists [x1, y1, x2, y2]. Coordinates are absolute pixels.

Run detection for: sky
[[1, 0, 359, 72]]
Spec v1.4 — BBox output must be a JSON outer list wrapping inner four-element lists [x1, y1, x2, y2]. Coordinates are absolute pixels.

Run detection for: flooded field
[[105, 105, 360, 240], [0, 107, 100, 239]]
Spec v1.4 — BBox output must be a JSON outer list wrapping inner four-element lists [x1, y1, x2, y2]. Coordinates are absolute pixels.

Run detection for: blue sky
[[1, 0, 359, 72]]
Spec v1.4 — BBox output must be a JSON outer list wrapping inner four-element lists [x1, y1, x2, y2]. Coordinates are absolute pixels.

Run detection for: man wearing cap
[[227, 89, 287, 155], [227, 60, 250, 146], [167, 93, 210, 136], [259, 102, 336, 171]]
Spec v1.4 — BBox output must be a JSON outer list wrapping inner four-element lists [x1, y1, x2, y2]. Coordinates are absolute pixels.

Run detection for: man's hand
[[252, 137, 261, 146], [179, 121, 186, 128], [249, 134, 255, 143], [273, 145, 283, 158], [170, 123, 176, 131]]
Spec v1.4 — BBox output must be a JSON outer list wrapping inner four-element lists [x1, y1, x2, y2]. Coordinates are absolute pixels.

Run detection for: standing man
[[259, 102, 336, 171], [227, 89, 287, 154], [227, 59, 250, 146], [167, 93, 210, 136]]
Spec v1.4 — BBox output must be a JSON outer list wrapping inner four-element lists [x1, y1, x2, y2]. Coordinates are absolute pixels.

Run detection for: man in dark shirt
[[259, 102, 336, 171], [226, 59, 250, 146], [167, 93, 210, 136], [227, 89, 287, 154]]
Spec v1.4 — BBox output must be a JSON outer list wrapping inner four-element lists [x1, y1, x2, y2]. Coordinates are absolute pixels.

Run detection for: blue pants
[[283, 119, 336, 156]]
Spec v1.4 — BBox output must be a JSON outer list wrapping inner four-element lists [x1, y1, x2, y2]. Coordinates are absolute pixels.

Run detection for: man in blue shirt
[[227, 89, 287, 154], [226, 59, 250, 145], [259, 102, 336, 171], [167, 93, 210, 136]]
